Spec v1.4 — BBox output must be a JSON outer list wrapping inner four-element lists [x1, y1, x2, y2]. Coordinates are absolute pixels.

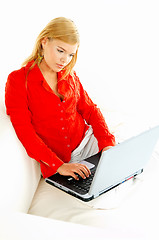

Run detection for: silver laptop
[[45, 125, 159, 201]]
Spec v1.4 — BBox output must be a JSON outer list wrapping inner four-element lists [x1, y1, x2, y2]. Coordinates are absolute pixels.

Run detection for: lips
[[56, 64, 64, 69]]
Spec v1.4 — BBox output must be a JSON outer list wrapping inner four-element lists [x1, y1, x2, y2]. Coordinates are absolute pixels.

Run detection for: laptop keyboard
[[67, 168, 96, 194]]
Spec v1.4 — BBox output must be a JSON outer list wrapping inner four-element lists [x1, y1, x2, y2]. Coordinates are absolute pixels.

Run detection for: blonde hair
[[22, 17, 80, 79]]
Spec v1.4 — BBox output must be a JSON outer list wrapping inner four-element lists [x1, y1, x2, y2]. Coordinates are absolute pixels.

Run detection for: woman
[[5, 17, 116, 181]]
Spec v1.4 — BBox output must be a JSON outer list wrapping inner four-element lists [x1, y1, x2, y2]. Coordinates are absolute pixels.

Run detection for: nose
[[60, 54, 70, 65]]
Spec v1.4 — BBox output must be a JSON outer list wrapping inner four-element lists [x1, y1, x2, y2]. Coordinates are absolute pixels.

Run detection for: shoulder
[[7, 66, 26, 85], [67, 71, 83, 97], [71, 70, 79, 81], [7, 61, 34, 86], [6, 66, 28, 95], [69, 70, 82, 88]]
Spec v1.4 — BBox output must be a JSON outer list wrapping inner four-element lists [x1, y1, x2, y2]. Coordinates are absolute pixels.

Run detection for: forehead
[[51, 39, 78, 53]]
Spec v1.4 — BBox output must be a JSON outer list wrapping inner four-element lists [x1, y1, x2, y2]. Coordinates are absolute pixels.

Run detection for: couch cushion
[[28, 175, 143, 226], [28, 145, 159, 238], [0, 94, 41, 213]]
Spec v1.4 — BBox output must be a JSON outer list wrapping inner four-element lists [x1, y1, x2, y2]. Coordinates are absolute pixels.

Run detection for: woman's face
[[41, 38, 78, 72]]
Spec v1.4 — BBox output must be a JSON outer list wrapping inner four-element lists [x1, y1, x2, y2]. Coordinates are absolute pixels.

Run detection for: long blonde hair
[[22, 17, 80, 79]]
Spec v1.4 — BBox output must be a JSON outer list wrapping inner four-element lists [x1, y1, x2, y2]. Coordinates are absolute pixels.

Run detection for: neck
[[39, 59, 57, 79]]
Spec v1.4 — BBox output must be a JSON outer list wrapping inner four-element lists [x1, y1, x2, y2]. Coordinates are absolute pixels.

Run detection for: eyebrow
[[57, 46, 76, 55]]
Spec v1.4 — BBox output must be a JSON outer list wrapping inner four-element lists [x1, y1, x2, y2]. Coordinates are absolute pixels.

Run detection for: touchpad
[[79, 160, 95, 170]]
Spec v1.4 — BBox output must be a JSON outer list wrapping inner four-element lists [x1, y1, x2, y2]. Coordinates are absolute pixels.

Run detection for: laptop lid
[[89, 125, 159, 198]]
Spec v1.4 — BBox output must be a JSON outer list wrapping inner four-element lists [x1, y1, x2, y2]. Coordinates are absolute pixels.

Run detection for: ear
[[41, 37, 48, 49]]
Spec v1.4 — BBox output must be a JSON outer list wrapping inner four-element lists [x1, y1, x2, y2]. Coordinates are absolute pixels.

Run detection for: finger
[[71, 172, 79, 180], [77, 165, 91, 179], [79, 164, 91, 177], [75, 169, 86, 179], [84, 165, 91, 176]]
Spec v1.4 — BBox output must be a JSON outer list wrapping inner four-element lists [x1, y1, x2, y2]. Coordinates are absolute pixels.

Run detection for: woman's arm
[[75, 73, 116, 151], [5, 70, 64, 177]]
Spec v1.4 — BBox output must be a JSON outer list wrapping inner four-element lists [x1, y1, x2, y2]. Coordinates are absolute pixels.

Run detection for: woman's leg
[[70, 126, 99, 163]]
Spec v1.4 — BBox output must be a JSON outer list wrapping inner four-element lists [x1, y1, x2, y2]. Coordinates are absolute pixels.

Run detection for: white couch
[[1, 92, 159, 240]]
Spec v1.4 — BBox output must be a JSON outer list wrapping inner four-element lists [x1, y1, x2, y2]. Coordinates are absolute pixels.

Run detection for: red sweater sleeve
[[5, 70, 64, 177], [75, 73, 116, 151]]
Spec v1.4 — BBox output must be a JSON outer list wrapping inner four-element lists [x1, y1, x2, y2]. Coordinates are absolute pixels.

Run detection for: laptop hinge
[[93, 192, 99, 198]]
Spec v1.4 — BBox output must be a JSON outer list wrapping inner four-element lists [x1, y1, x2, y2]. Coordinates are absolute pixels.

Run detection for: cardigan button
[[67, 144, 70, 148], [52, 163, 55, 167]]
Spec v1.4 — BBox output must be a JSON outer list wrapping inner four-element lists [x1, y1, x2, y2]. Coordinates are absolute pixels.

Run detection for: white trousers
[[70, 126, 99, 163]]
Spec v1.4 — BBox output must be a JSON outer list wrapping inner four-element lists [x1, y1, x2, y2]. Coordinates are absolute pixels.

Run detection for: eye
[[69, 54, 74, 57], [57, 49, 64, 53]]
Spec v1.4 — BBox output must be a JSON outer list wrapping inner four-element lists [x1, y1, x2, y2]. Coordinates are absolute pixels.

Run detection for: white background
[[0, 0, 159, 125]]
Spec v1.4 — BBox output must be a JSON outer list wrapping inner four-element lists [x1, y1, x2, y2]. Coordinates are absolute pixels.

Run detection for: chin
[[49, 66, 60, 73], [55, 69, 62, 73]]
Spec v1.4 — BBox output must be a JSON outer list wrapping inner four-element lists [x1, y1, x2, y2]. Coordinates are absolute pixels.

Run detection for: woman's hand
[[102, 145, 115, 152], [57, 163, 91, 180]]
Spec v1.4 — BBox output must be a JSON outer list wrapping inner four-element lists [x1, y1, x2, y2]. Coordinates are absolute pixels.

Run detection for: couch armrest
[[0, 101, 41, 213]]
